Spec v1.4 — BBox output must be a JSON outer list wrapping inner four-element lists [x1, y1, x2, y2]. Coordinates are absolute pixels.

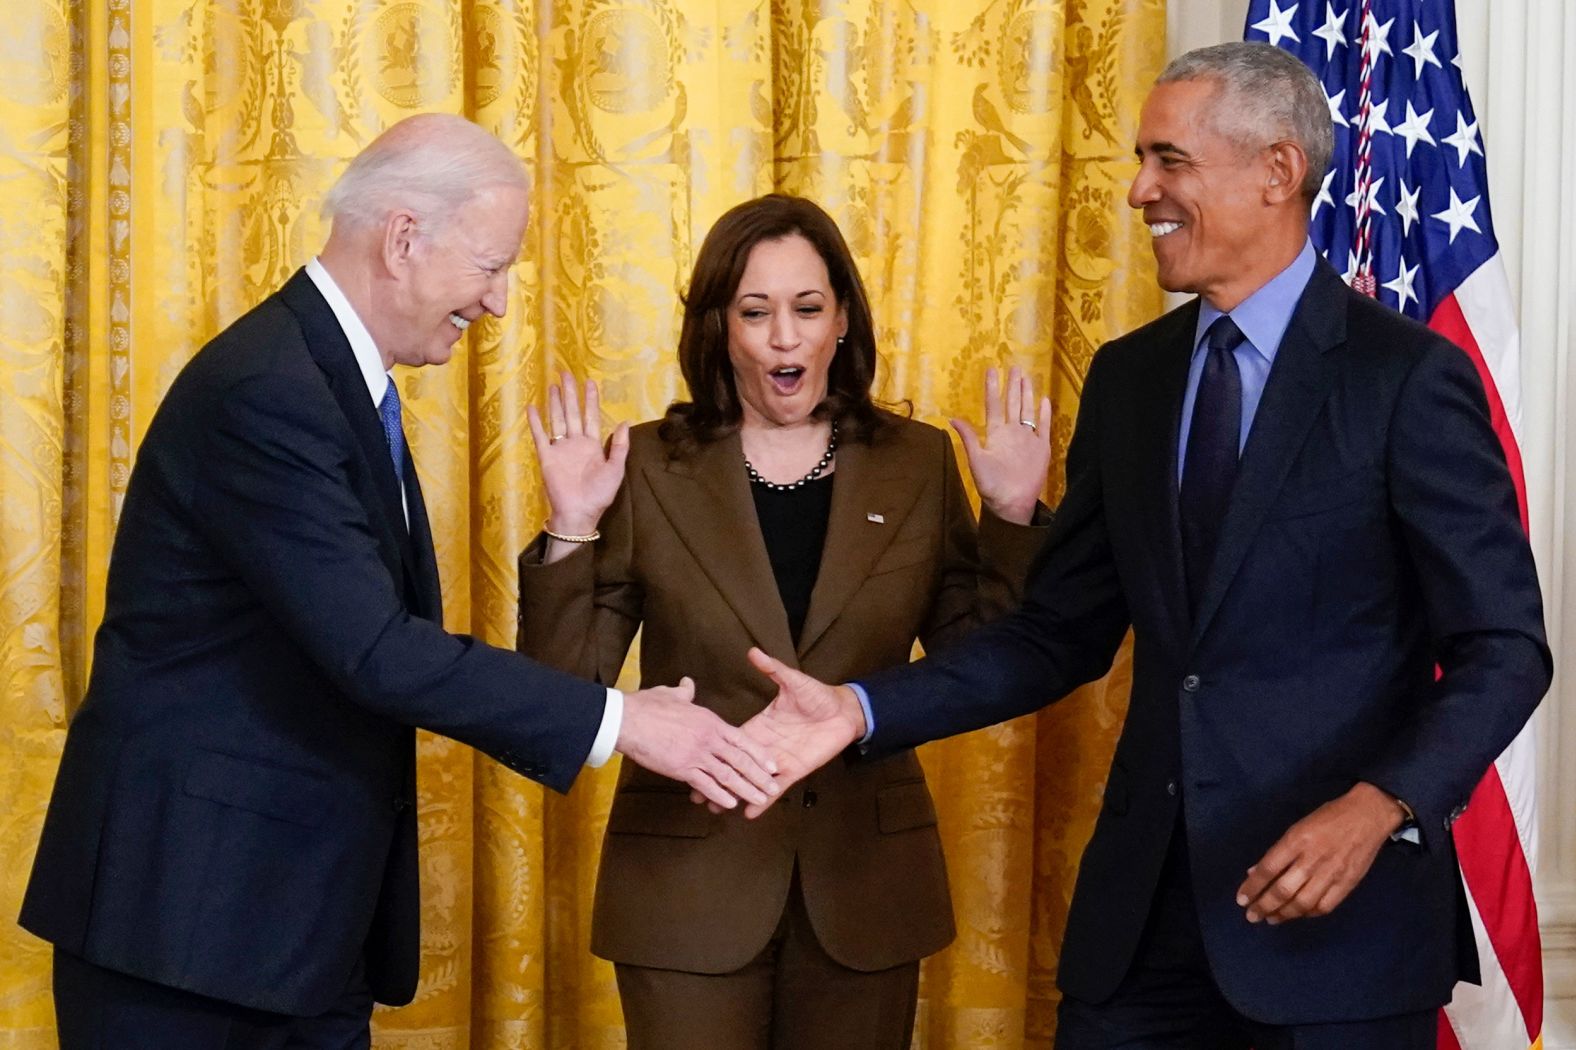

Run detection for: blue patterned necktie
[[378, 378, 407, 479], [1180, 315, 1245, 612]]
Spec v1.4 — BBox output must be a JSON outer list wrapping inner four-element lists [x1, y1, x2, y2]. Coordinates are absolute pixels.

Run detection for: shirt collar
[[304, 256, 390, 407], [1193, 239, 1317, 364]]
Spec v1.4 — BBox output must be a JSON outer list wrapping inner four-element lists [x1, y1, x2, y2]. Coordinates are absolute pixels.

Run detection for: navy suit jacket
[[862, 259, 1550, 1024], [20, 270, 606, 1016]]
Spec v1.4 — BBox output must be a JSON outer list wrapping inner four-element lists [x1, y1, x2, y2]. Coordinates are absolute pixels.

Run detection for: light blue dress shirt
[[1177, 240, 1317, 483]]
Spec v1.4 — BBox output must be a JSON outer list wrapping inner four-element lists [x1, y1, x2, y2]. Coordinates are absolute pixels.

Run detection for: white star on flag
[[1252, 0, 1301, 46], [1393, 101, 1435, 158], [1382, 257, 1420, 312], [1341, 249, 1361, 284], [1345, 175, 1387, 217], [1312, 169, 1337, 219], [1395, 177, 1422, 235], [1431, 187, 1482, 242], [1324, 86, 1350, 128], [1361, 13, 1395, 61], [1402, 21, 1442, 78], [1363, 97, 1393, 137], [1442, 111, 1484, 166], [1313, 2, 1348, 60]]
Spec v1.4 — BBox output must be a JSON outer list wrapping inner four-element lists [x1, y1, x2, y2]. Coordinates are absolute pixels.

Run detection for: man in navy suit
[[738, 43, 1549, 1049], [20, 114, 777, 1050]]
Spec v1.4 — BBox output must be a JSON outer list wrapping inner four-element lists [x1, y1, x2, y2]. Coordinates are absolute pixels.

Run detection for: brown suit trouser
[[614, 869, 921, 1050]]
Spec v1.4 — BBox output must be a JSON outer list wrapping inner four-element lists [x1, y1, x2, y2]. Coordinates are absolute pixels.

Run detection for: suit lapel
[[278, 270, 425, 611], [796, 438, 924, 659], [402, 453, 443, 621], [1131, 304, 1198, 641], [644, 432, 798, 663], [1189, 261, 1347, 645]]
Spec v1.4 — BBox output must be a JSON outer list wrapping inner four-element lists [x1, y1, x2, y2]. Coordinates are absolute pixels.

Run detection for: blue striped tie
[[378, 379, 407, 479]]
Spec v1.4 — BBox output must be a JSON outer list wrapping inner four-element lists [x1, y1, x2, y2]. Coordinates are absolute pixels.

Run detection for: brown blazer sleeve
[[916, 434, 1049, 654], [516, 476, 642, 686]]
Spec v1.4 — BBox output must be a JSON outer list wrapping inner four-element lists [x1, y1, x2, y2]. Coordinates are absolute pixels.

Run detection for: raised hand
[[527, 371, 630, 554], [617, 677, 781, 811], [949, 365, 1052, 525], [734, 647, 868, 818], [1235, 781, 1409, 925]]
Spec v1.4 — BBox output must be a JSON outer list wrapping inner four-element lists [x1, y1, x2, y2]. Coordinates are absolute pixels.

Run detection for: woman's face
[[725, 234, 849, 430]]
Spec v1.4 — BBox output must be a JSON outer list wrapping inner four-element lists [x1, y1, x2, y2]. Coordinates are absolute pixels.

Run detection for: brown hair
[[660, 194, 891, 451]]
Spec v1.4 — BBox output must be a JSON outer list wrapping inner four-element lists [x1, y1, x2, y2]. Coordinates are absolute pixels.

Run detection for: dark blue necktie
[[379, 379, 407, 479], [1180, 315, 1244, 611]]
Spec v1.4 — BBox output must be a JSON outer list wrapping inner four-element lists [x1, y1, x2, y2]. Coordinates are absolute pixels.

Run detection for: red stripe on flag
[[1438, 1008, 1464, 1050], [1428, 293, 1529, 528], [1428, 290, 1543, 1042], [1452, 764, 1544, 1037]]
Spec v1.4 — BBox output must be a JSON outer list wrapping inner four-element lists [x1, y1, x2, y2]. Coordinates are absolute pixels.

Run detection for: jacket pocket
[[877, 780, 939, 833], [183, 749, 330, 828], [605, 789, 714, 838]]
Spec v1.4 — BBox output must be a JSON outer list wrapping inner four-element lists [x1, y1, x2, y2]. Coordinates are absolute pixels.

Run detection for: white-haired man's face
[[381, 183, 528, 368]]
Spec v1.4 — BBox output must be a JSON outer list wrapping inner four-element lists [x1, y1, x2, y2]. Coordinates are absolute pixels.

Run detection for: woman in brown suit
[[517, 194, 1051, 1049]]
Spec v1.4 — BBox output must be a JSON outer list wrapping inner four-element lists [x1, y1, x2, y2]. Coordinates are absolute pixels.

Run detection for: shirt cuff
[[847, 681, 875, 748], [585, 687, 622, 768]]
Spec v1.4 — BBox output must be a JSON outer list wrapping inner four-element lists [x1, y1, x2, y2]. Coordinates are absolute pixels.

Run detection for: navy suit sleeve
[[1358, 340, 1550, 837], [860, 349, 1131, 756], [190, 370, 606, 793]]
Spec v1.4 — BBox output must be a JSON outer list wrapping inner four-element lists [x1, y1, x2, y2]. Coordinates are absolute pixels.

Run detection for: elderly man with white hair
[[19, 113, 778, 1050]]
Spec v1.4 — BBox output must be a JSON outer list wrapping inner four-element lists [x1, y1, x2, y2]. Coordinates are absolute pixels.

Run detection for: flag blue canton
[[1244, 0, 1498, 322]]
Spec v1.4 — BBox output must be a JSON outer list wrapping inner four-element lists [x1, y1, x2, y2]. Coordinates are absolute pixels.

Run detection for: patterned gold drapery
[[0, 1, 1163, 1047]]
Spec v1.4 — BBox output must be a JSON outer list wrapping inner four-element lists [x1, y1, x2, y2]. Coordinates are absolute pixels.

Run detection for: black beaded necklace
[[744, 423, 838, 491]]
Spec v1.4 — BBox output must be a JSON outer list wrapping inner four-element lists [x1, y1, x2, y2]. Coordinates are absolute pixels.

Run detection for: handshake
[[615, 648, 863, 817]]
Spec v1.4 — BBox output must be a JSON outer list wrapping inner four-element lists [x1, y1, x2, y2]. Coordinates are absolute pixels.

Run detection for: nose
[[482, 272, 509, 317], [1127, 160, 1158, 210], [768, 307, 797, 350]]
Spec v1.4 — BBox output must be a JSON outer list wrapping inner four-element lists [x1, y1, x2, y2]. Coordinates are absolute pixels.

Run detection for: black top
[[749, 473, 835, 643]]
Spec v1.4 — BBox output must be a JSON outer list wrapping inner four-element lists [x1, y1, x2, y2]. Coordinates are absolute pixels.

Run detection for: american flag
[[1245, 2, 1541, 1049]]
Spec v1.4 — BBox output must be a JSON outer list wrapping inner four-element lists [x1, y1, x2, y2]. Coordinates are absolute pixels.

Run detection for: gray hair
[[321, 113, 528, 234], [1158, 42, 1333, 201]]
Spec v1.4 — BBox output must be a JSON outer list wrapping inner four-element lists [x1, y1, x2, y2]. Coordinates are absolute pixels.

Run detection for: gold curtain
[[0, 1, 1162, 1047]]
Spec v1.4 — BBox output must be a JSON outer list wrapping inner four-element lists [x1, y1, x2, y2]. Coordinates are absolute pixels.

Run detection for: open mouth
[[1148, 221, 1183, 238], [768, 366, 805, 393], [449, 312, 471, 331]]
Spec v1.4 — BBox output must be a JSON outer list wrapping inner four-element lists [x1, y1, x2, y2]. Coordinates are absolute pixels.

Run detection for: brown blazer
[[517, 414, 1045, 974]]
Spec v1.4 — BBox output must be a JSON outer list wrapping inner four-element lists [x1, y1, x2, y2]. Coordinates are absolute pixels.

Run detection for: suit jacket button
[[802, 790, 818, 809], [1165, 779, 1178, 797], [1181, 675, 1200, 693]]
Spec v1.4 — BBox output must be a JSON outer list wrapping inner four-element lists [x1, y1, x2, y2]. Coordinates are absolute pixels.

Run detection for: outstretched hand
[[527, 371, 629, 547], [728, 648, 868, 818], [950, 365, 1052, 525], [617, 677, 781, 811]]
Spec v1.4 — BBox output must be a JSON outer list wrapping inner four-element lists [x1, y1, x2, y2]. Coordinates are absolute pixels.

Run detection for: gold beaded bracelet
[[544, 523, 601, 544]]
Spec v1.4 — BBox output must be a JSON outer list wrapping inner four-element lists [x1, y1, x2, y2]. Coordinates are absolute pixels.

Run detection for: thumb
[[746, 646, 796, 689], [949, 418, 983, 461], [674, 675, 696, 702]]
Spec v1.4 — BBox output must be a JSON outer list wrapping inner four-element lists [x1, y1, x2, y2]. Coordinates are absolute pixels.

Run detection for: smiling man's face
[[1127, 77, 1282, 312]]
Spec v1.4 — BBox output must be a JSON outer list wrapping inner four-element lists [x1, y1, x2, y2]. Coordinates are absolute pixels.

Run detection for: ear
[[835, 303, 850, 340], [1263, 140, 1309, 207], [381, 209, 421, 276]]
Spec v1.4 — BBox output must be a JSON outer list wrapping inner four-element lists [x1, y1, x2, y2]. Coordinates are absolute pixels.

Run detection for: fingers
[[608, 422, 631, 469], [983, 367, 1004, 430], [1036, 394, 1053, 445], [559, 372, 584, 438], [686, 768, 738, 810], [526, 404, 551, 454], [546, 382, 568, 441], [583, 377, 603, 441], [1005, 365, 1024, 426]]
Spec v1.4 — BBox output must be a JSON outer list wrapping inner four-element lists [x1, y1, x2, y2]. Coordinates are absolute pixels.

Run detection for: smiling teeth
[[1149, 222, 1183, 237], [449, 313, 470, 331]]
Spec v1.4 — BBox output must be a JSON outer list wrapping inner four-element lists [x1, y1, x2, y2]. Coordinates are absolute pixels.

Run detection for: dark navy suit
[[20, 271, 605, 1028], [861, 260, 1549, 1031]]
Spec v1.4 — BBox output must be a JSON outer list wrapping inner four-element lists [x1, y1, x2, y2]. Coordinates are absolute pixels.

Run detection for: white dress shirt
[[303, 258, 622, 767]]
